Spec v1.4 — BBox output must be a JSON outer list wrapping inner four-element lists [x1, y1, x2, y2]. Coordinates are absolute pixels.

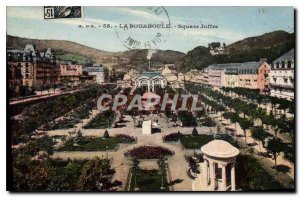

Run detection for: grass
[[57, 136, 127, 151], [236, 155, 284, 190], [130, 170, 169, 191], [57, 53, 90, 64], [180, 135, 214, 149], [83, 113, 115, 129]]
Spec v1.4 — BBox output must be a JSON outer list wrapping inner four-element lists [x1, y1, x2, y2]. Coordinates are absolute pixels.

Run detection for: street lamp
[[158, 157, 167, 190], [106, 145, 109, 159]]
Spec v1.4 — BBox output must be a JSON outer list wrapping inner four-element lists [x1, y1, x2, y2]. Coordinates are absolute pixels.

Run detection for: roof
[[239, 61, 261, 69], [7, 49, 23, 53], [207, 63, 240, 70], [24, 44, 37, 56], [84, 64, 108, 72], [201, 140, 239, 158], [138, 71, 164, 79], [142, 92, 161, 99], [44, 48, 53, 58], [273, 49, 294, 63]]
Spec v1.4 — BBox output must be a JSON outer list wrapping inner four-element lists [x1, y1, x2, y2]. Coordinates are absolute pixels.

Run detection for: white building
[[83, 64, 109, 84], [135, 71, 167, 92], [269, 49, 294, 100]]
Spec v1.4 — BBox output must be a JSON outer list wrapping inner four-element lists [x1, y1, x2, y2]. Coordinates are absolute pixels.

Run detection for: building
[[203, 61, 270, 92], [83, 64, 109, 84], [224, 66, 239, 88], [202, 68, 210, 85], [193, 140, 239, 191], [7, 44, 60, 90], [207, 64, 226, 88], [238, 61, 270, 92], [7, 49, 24, 91], [60, 61, 83, 86], [161, 64, 178, 82], [160, 64, 184, 89], [135, 71, 167, 92], [269, 49, 294, 100], [117, 69, 139, 89], [208, 42, 229, 56]]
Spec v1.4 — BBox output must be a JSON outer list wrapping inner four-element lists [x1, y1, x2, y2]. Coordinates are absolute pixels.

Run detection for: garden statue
[[73, 129, 82, 146]]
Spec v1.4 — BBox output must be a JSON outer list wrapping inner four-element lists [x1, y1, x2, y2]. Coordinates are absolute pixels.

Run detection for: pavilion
[[193, 140, 239, 191], [135, 71, 167, 92]]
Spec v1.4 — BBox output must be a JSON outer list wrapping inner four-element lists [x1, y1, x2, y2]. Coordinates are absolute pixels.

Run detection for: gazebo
[[193, 140, 239, 191]]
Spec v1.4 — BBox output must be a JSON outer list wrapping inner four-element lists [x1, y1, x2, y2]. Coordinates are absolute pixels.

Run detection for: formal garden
[[83, 110, 116, 129], [9, 82, 294, 191], [11, 84, 116, 144], [125, 146, 174, 159], [12, 135, 121, 191], [58, 132, 136, 151], [42, 99, 94, 130], [129, 156, 169, 191]]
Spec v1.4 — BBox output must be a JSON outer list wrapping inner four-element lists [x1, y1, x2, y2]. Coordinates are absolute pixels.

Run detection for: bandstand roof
[[142, 92, 161, 99], [201, 140, 239, 159]]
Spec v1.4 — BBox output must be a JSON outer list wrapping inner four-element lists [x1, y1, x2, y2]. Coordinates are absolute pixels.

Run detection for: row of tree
[[185, 83, 295, 169]]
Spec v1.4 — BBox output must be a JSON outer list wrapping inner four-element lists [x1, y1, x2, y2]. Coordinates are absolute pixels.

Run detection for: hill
[[178, 30, 295, 72], [6, 35, 185, 70]]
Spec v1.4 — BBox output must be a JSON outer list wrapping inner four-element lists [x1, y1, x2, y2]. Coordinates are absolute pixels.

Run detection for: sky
[[6, 6, 294, 53]]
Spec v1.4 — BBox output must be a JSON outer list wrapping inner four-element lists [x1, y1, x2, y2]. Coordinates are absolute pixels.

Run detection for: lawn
[[130, 170, 169, 191], [58, 136, 125, 151], [83, 113, 115, 129], [57, 53, 90, 64], [180, 135, 214, 149]]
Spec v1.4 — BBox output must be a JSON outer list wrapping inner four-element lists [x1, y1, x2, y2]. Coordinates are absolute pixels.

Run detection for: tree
[[132, 157, 140, 191], [251, 127, 271, 153], [77, 157, 116, 191], [266, 137, 285, 171], [103, 130, 110, 139], [229, 113, 240, 134], [192, 127, 198, 136], [239, 118, 254, 147]]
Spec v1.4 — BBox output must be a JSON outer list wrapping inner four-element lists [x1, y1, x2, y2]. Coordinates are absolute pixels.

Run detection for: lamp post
[[193, 142, 199, 157], [158, 157, 167, 190], [106, 145, 109, 160]]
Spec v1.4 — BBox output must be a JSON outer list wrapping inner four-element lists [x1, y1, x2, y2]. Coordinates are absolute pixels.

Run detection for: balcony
[[269, 83, 294, 89]]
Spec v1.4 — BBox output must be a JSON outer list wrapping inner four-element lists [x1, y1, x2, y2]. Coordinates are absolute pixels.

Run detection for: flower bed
[[84, 111, 115, 129], [115, 134, 136, 143], [58, 133, 137, 152], [124, 146, 174, 159], [163, 132, 182, 142], [130, 170, 168, 191], [201, 116, 216, 127], [180, 135, 214, 149]]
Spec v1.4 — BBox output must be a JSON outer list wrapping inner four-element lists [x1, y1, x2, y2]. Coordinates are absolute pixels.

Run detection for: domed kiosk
[[193, 140, 239, 191]]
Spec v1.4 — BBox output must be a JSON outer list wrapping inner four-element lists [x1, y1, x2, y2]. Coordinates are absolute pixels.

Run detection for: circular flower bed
[[124, 146, 174, 159]]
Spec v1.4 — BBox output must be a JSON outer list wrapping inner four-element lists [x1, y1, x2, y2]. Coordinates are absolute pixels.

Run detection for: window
[[281, 61, 286, 69], [287, 61, 292, 69]]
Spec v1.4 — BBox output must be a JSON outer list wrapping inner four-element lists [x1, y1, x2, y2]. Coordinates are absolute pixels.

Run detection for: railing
[[269, 83, 294, 89]]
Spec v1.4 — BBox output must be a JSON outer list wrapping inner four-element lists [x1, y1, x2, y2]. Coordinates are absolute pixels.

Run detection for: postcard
[[6, 6, 295, 192]]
